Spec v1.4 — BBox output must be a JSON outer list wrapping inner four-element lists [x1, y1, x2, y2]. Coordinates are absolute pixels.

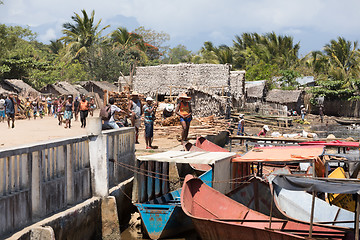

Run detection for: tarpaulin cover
[[273, 175, 360, 194], [232, 145, 324, 163], [299, 140, 359, 148], [137, 151, 236, 164]]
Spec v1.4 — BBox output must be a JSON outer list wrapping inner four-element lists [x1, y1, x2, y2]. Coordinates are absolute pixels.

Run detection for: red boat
[[181, 175, 351, 240]]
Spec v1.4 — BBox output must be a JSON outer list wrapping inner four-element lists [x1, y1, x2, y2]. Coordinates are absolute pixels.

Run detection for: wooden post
[[309, 158, 316, 238], [309, 191, 316, 238], [269, 185, 275, 229], [355, 194, 360, 240], [170, 86, 172, 102]]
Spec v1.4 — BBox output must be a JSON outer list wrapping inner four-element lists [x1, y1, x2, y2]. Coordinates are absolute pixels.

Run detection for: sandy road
[[0, 113, 181, 152], [0, 115, 88, 149]]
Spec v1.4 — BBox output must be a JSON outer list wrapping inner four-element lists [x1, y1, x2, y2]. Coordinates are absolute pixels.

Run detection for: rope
[[112, 159, 253, 184]]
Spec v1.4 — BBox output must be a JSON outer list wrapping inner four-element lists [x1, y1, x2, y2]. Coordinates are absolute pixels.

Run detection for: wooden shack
[[81, 81, 118, 100]]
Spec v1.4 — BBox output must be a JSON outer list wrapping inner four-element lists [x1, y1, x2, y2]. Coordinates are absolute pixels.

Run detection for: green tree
[[165, 44, 192, 64], [60, 9, 109, 61], [134, 26, 170, 57]]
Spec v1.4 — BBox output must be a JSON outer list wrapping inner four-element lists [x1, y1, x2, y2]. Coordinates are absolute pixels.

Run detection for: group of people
[[102, 92, 193, 149], [52, 95, 95, 129]]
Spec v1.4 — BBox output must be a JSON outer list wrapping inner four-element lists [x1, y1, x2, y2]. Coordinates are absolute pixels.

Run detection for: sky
[[1, 0, 360, 56]]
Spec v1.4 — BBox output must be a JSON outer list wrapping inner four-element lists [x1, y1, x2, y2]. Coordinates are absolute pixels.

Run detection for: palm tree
[[232, 32, 300, 69], [60, 9, 109, 61], [111, 27, 147, 89], [49, 39, 63, 55], [323, 37, 360, 84]]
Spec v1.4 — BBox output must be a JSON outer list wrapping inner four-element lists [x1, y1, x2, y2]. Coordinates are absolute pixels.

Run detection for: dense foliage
[[1, 8, 360, 102]]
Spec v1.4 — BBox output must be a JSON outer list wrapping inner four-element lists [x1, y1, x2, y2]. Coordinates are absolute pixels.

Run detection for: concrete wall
[[1, 126, 135, 238]]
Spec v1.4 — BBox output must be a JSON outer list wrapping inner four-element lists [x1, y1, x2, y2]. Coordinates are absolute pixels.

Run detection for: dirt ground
[[0, 113, 181, 152], [0, 112, 339, 151], [0, 114, 88, 149]]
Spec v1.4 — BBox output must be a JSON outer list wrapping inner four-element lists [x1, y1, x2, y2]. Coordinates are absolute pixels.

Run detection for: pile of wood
[[160, 115, 180, 126]]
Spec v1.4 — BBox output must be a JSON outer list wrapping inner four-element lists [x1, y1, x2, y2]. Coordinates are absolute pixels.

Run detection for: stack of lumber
[[107, 91, 130, 119], [152, 115, 230, 140]]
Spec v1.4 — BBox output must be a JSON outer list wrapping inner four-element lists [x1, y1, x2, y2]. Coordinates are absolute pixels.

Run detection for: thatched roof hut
[[4, 79, 39, 97], [40, 84, 68, 96], [246, 80, 266, 100], [266, 89, 304, 110], [81, 81, 118, 99], [134, 63, 231, 96], [56, 81, 89, 97]]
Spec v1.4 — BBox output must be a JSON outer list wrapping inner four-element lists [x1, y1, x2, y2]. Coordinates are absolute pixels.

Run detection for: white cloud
[[1, 0, 360, 53], [39, 28, 56, 42]]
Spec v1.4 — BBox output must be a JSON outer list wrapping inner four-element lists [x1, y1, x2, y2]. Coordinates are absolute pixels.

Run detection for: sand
[[0, 113, 181, 152], [0, 115, 88, 149]]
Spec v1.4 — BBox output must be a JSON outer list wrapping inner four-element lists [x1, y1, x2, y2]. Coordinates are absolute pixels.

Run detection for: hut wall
[[188, 89, 228, 118], [134, 63, 231, 96]]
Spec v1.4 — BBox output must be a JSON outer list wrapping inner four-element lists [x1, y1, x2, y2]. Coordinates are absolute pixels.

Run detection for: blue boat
[[135, 169, 212, 239]]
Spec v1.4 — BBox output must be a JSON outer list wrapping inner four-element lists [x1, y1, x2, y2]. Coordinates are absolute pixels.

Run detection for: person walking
[[32, 99, 38, 120], [128, 92, 142, 144], [300, 105, 306, 121], [319, 104, 324, 123], [4, 93, 16, 128], [74, 97, 80, 121], [0, 95, 5, 122], [46, 96, 52, 115], [89, 97, 95, 116], [79, 95, 89, 128], [57, 97, 64, 125], [175, 93, 192, 145], [143, 97, 157, 149], [63, 95, 74, 129]]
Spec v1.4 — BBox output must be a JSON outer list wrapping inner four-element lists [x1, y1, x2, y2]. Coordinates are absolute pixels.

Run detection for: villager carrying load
[[175, 93, 192, 145]]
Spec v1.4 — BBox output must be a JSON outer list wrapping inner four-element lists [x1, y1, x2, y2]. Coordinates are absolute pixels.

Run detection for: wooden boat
[[181, 175, 351, 240], [335, 118, 360, 125], [271, 179, 355, 229], [135, 170, 212, 239], [135, 150, 236, 239]]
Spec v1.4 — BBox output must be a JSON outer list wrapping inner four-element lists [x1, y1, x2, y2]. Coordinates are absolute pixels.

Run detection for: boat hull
[[135, 170, 212, 239], [181, 176, 351, 240]]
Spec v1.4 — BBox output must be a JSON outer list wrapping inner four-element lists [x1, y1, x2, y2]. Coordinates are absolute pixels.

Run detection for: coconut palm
[[232, 32, 300, 69], [323, 37, 360, 84], [60, 9, 109, 61]]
